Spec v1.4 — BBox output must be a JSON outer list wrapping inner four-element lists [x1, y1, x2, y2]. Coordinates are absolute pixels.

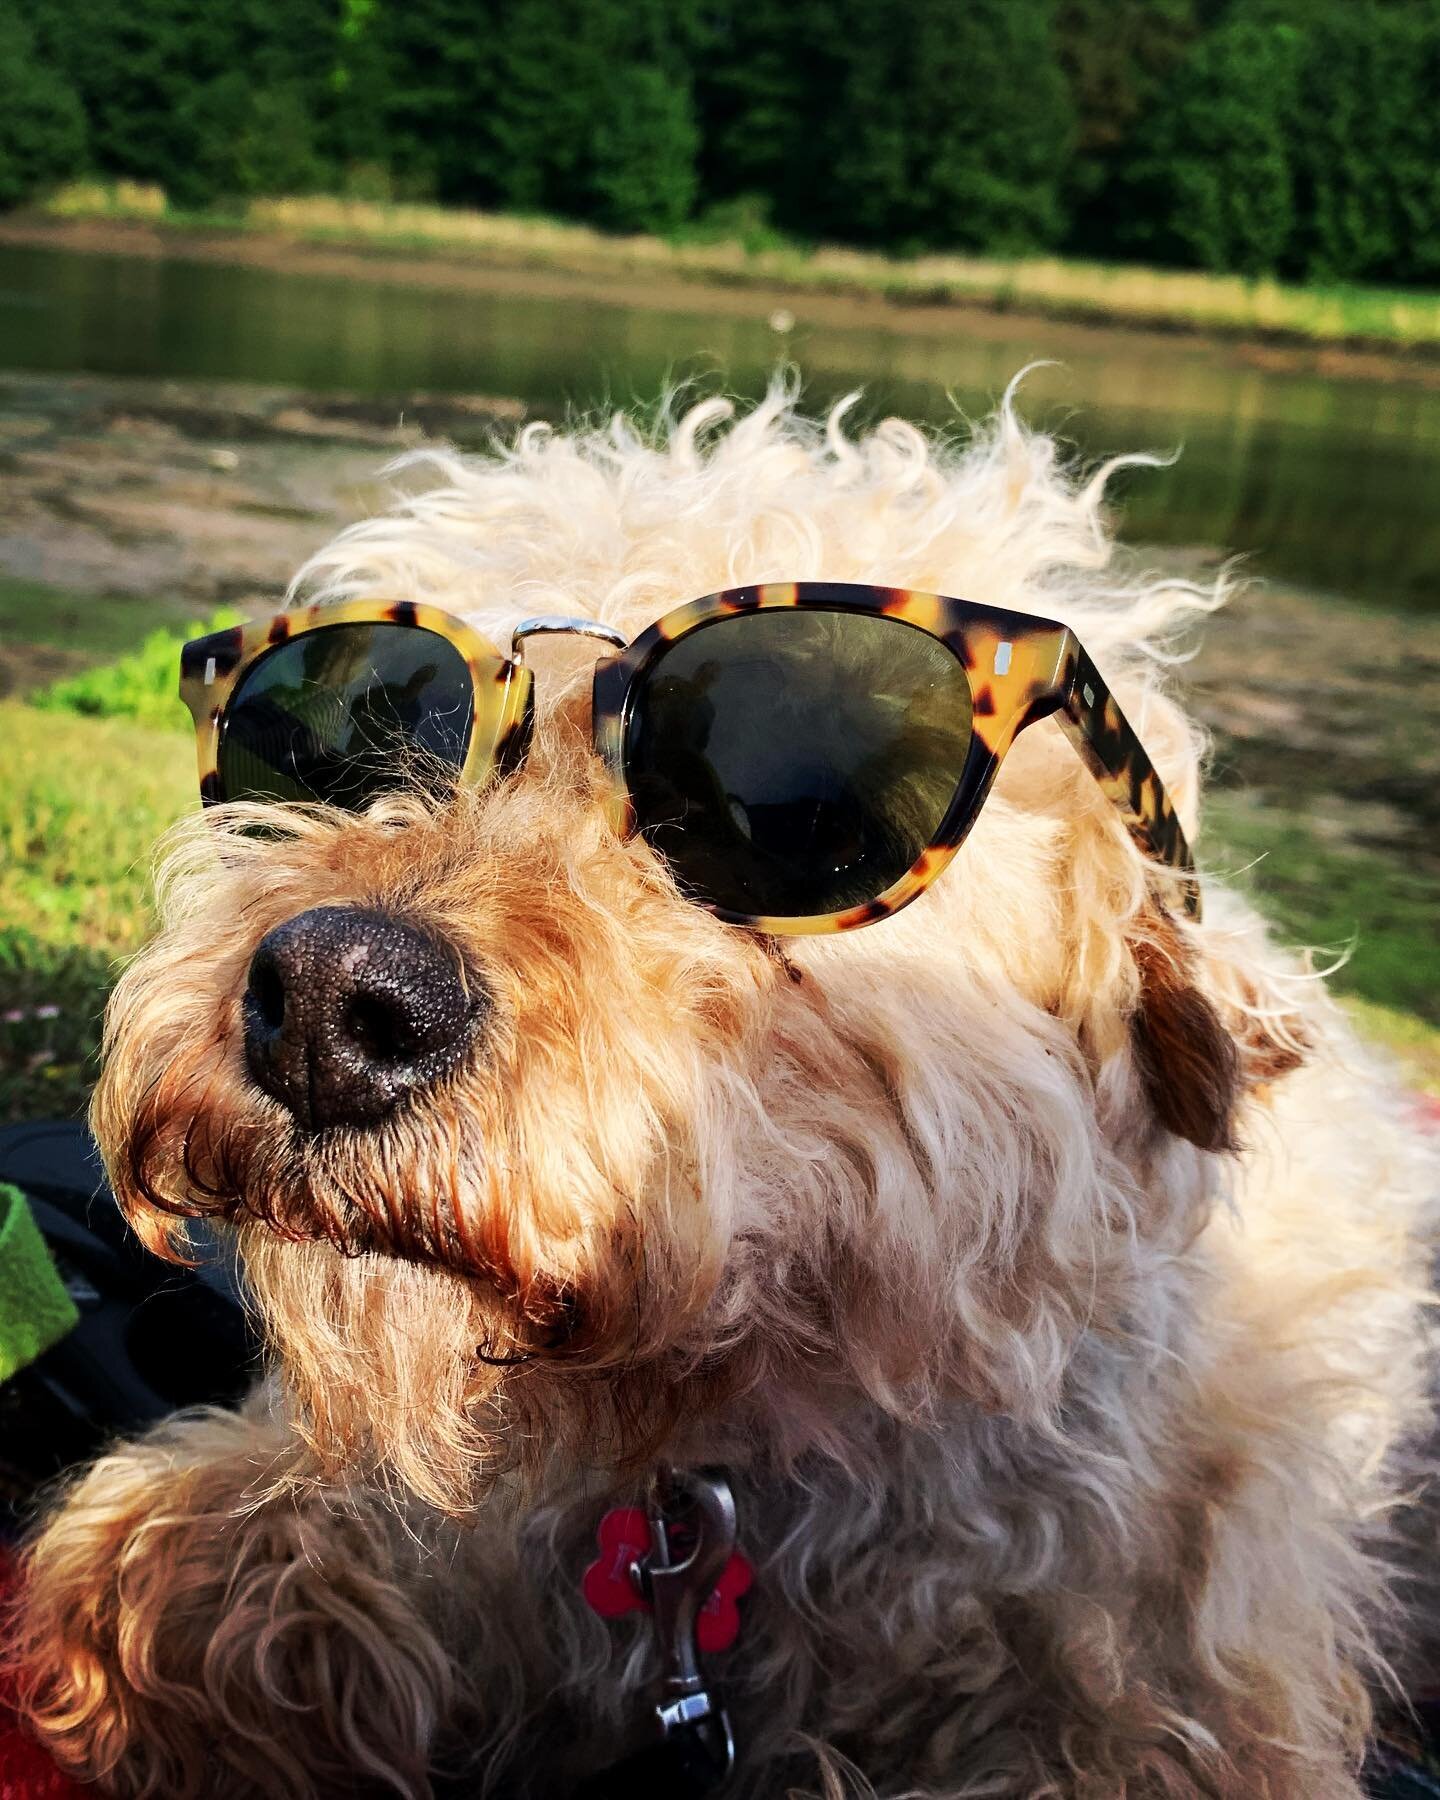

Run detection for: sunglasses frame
[[181, 583, 1198, 935], [592, 582, 1197, 931], [179, 598, 533, 806]]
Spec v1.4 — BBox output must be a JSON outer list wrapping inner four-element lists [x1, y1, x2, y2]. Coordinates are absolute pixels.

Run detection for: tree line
[[4, 0, 1438, 286]]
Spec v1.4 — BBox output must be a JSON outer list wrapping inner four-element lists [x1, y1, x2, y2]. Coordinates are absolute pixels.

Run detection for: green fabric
[[0, 1181, 78, 1383]]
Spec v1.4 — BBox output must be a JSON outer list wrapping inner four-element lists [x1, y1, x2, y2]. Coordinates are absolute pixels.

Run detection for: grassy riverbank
[[33, 181, 1440, 360]]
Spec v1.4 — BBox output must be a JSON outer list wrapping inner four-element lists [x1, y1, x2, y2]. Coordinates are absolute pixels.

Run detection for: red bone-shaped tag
[[582, 1506, 753, 1653]]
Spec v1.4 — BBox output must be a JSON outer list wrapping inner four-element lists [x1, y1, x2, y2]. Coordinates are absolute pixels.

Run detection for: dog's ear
[[1129, 905, 1310, 1153]]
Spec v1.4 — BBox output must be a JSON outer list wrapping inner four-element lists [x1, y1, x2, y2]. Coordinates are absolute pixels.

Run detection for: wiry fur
[[8, 384, 1435, 1798]]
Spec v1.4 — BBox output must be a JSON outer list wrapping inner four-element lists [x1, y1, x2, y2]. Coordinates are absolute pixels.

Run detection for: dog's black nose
[[242, 906, 483, 1131]]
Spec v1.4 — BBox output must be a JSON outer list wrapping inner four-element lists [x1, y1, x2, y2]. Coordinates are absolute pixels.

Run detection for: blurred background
[[1, 0, 1437, 1121]]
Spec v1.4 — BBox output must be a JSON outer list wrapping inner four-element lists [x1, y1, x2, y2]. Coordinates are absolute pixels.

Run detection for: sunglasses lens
[[624, 610, 974, 919], [217, 623, 477, 808]]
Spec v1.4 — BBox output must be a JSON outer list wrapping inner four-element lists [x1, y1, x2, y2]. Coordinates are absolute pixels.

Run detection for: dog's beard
[[91, 791, 1164, 1513], [236, 1222, 526, 1511], [111, 1045, 705, 1508], [110, 1016, 734, 1433], [116, 1031, 588, 1331]]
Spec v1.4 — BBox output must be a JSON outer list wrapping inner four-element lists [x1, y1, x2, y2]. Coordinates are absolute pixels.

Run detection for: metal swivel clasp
[[642, 1467, 740, 1785]]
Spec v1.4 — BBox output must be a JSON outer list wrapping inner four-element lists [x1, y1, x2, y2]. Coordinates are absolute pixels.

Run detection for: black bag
[[0, 1120, 255, 1537]]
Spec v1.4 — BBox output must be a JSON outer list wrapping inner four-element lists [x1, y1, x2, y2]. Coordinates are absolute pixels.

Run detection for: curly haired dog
[[9, 385, 1436, 1799]]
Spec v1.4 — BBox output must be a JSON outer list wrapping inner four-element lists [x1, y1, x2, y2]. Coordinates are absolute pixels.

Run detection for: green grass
[[0, 576, 221, 704], [0, 702, 192, 1120], [1341, 999, 1440, 1098], [33, 181, 1440, 356], [1204, 791, 1440, 1029], [0, 577, 159, 660], [30, 608, 237, 731], [2, 612, 204, 1115]]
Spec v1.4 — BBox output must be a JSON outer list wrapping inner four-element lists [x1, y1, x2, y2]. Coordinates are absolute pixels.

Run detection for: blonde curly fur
[[8, 382, 1435, 1798]]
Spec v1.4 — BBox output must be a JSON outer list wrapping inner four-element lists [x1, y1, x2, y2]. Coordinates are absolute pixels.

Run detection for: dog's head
[[95, 390, 1308, 1510]]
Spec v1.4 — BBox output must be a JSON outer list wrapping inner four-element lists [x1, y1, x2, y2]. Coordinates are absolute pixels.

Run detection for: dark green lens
[[623, 610, 974, 918], [218, 623, 475, 809]]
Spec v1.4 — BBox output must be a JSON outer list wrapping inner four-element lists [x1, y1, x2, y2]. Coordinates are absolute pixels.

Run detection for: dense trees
[[0, 6, 83, 210], [3, 0, 1438, 285], [1119, 13, 1306, 277], [16, 0, 338, 205], [486, 0, 702, 229], [692, 0, 1073, 252], [1289, 1, 1440, 284], [1053, 0, 1206, 251]]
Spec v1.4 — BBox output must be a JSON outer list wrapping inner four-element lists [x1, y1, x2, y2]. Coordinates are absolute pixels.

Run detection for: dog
[[9, 384, 1435, 1798]]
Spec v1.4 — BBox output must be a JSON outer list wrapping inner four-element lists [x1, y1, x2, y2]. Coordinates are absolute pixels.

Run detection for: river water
[[1, 239, 1437, 614]]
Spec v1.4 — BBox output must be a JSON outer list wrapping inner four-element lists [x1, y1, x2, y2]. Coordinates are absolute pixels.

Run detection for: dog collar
[[578, 1467, 753, 1796]]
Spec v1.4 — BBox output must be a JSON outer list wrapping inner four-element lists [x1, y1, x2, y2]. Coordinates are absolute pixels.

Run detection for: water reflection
[[218, 623, 474, 807], [625, 611, 974, 918], [0, 242, 1435, 610]]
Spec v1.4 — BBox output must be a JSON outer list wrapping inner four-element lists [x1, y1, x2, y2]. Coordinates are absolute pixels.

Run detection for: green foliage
[[1120, 15, 1304, 277], [895, 0, 1074, 253], [10, 0, 1440, 282], [695, 0, 1073, 253], [1054, 0, 1203, 246], [691, 0, 859, 237], [18, 0, 340, 206], [488, 0, 702, 225], [1288, 0, 1440, 285], [344, 0, 502, 202], [170, 75, 329, 207], [0, 702, 193, 1121], [681, 194, 791, 255], [32, 611, 239, 732], [0, 5, 85, 210], [591, 65, 699, 233], [1111, 0, 1440, 282], [488, 0, 611, 215]]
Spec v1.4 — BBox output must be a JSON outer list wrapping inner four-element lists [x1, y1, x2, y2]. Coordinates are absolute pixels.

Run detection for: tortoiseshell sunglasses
[[180, 583, 1198, 934]]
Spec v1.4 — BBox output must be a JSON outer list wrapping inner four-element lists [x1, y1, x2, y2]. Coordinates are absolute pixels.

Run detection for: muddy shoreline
[[0, 371, 531, 694], [5, 216, 1440, 394]]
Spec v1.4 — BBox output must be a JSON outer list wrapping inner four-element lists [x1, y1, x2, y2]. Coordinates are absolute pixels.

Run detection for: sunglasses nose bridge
[[510, 616, 628, 663], [501, 620, 630, 806]]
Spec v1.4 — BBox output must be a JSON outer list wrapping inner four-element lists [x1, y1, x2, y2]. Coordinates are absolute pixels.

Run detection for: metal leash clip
[[573, 1464, 751, 1798], [640, 1466, 739, 1785]]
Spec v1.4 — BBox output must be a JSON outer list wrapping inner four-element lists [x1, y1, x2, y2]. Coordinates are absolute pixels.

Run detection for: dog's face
[[94, 395, 1298, 1510]]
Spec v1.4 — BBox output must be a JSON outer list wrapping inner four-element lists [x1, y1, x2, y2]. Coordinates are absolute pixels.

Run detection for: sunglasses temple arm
[[1053, 644, 1202, 921]]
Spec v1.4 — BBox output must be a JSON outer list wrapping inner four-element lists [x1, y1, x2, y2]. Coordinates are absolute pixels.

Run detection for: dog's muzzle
[[242, 906, 484, 1132]]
